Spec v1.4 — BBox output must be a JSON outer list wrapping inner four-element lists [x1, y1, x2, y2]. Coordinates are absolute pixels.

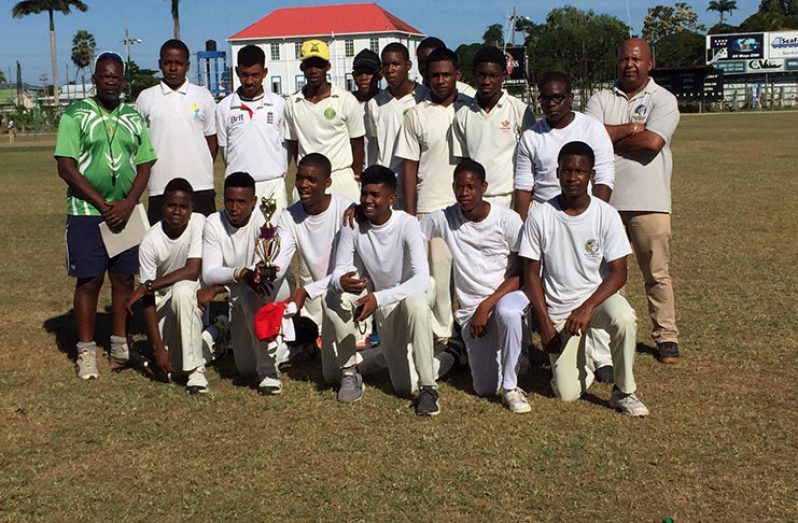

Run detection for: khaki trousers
[[620, 211, 678, 343], [229, 284, 282, 381], [155, 280, 208, 372], [323, 288, 436, 396], [549, 294, 638, 401]]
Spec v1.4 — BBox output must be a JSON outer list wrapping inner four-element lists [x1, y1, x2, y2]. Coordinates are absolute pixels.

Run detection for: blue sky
[[1, 0, 761, 83]]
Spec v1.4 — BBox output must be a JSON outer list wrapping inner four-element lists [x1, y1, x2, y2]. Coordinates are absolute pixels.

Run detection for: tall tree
[[70, 29, 95, 98], [168, 0, 180, 39], [11, 0, 88, 107], [642, 2, 706, 42], [483, 23, 504, 47], [0, 70, 6, 83], [707, 0, 738, 24]]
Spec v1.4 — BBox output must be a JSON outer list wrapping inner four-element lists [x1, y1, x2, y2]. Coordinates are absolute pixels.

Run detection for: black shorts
[[65, 215, 139, 278], [147, 189, 216, 225]]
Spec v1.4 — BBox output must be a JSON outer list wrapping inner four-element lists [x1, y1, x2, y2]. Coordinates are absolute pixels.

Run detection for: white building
[[227, 2, 426, 95]]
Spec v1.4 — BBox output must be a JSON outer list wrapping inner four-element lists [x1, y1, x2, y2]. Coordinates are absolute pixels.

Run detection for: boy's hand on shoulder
[[342, 204, 367, 229]]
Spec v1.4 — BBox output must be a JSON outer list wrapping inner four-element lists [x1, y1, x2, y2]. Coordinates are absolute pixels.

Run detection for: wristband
[[145, 279, 154, 293]]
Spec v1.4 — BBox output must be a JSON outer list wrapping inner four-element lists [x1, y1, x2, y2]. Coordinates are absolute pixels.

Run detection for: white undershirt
[[202, 209, 266, 286], [139, 213, 205, 283]]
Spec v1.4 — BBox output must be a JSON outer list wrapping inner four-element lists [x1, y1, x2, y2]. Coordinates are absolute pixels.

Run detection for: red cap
[[254, 301, 287, 342]]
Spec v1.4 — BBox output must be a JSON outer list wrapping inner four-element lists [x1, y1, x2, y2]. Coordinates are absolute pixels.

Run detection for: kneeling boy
[[126, 178, 208, 393], [421, 159, 531, 413], [520, 141, 649, 416]]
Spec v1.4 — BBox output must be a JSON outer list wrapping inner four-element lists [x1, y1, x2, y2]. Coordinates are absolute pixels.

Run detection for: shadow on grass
[[636, 342, 658, 359]]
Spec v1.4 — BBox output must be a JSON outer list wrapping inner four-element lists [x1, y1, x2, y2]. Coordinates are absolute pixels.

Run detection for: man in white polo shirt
[[416, 37, 476, 98], [452, 46, 534, 208], [284, 40, 365, 202], [585, 38, 682, 365], [136, 39, 217, 224], [395, 47, 472, 347], [366, 42, 427, 206], [216, 45, 288, 212]]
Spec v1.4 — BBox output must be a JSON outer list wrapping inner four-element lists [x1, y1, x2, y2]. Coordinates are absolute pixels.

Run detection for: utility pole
[[511, 6, 517, 46], [122, 28, 142, 98]]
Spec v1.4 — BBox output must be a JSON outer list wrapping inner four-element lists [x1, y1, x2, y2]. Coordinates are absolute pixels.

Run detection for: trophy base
[[260, 265, 278, 281]]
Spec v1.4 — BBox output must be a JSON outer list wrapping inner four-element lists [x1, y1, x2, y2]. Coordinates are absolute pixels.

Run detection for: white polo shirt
[[394, 93, 472, 213], [215, 90, 287, 182], [284, 84, 365, 173], [135, 81, 216, 196], [139, 213, 205, 284], [366, 83, 428, 174], [452, 90, 534, 198]]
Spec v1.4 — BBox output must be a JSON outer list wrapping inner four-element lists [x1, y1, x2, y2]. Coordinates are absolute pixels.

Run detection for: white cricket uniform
[[284, 84, 366, 201], [421, 204, 528, 395], [394, 92, 472, 343], [216, 91, 289, 212], [136, 81, 216, 197], [324, 211, 436, 395], [138, 214, 207, 371], [518, 196, 638, 400], [358, 99, 378, 169], [515, 111, 615, 204], [452, 90, 534, 207], [457, 81, 477, 98]]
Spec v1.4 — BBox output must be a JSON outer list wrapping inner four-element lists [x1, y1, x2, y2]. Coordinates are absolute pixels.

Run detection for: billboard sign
[[768, 31, 798, 59], [504, 46, 527, 84], [707, 33, 765, 62], [747, 58, 785, 72], [714, 60, 746, 74]]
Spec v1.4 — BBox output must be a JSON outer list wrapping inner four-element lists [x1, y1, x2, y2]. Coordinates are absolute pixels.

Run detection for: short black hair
[[160, 39, 190, 61], [418, 37, 446, 53], [473, 46, 506, 70], [361, 165, 397, 194], [426, 48, 459, 70], [382, 42, 410, 61], [538, 71, 572, 93], [224, 171, 256, 190], [558, 141, 595, 169], [454, 159, 486, 183], [164, 177, 194, 195], [238, 45, 265, 68], [298, 153, 332, 178]]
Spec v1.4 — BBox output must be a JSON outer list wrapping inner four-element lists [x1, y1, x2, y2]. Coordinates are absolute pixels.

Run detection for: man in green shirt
[[55, 51, 157, 380]]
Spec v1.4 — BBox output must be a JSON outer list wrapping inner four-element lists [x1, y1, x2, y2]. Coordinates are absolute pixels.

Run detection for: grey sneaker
[[76, 345, 99, 380], [337, 367, 363, 402], [186, 366, 209, 395], [257, 376, 282, 396], [610, 387, 650, 417], [415, 386, 440, 417], [502, 387, 532, 414], [109, 336, 130, 367]]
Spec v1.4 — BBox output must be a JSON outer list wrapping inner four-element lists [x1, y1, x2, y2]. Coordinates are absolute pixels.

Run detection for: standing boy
[[125, 178, 209, 393], [55, 51, 156, 379], [421, 160, 531, 413], [520, 141, 649, 416], [136, 39, 217, 224], [351, 49, 381, 168]]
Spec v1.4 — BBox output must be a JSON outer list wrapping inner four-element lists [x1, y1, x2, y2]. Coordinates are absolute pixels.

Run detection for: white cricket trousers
[[417, 212, 454, 343], [229, 284, 281, 381], [461, 290, 529, 396], [323, 288, 436, 396], [549, 293, 638, 401], [155, 280, 208, 372], [255, 177, 288, 214], [329, 167, 360, 202]]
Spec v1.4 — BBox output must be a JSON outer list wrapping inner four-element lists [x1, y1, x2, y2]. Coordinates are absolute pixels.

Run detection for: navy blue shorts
[[65, 215, 139, 278]]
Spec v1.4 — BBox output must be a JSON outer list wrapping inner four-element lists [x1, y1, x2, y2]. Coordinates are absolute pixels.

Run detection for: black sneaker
[[415, 386, 440, 417], [594, 365, 614, 384], [444, 338, 468, 367], [656, 342, 681, 364]]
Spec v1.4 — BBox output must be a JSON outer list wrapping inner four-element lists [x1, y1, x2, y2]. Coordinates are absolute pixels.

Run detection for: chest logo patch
[[324, 107, 336, 120], [584, 239, 600, 257], [191, 103, 200, 120]]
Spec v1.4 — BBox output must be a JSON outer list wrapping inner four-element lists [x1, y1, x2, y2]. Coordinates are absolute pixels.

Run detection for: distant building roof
[[229, 3, 423, 41]]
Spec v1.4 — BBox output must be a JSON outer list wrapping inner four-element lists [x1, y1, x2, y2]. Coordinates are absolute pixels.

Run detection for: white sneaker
[[76, 346, 99, 380], [186, 366, 209, 395], [109, 336, 130, 366], [257, 376, 282, 396], [610, 388, 650, 417], [502, 387, 532, 414]]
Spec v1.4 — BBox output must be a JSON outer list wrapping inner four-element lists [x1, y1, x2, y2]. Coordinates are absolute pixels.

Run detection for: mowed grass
[[1, 113, 796, 521]]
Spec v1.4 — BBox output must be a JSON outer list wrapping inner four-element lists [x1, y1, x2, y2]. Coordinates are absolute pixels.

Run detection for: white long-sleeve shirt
[[515, 111, 615, 203], [272, 194, 353, 300], [331, 210, 430, 307], [202, 209, 265, 286]]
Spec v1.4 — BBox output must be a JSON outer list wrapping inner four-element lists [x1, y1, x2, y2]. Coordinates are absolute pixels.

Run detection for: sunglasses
[[94, 51, 126, 73]]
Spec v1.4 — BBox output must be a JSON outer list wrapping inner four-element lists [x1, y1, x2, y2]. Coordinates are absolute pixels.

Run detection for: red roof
[[229, 3, 423, 40]]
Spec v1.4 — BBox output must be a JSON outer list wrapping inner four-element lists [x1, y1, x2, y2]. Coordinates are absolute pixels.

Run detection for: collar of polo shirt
[[613, 77, 657, 100], [160, 79, 189, 95]]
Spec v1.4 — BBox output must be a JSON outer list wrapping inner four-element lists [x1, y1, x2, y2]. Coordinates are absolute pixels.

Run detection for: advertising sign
[[768, 30, 798, 59], [504, 46, 527, 84], [748, 59, 785, 72], [707, 33, 765, 62], [714, 61, 746, 74]]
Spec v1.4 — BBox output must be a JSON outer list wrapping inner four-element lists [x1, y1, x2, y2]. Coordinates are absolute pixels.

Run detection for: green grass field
[[1, 112, 796, 521]]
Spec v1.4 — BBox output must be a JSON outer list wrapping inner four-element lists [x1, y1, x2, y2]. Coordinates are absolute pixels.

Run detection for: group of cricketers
[[56, 33, 681, 418]]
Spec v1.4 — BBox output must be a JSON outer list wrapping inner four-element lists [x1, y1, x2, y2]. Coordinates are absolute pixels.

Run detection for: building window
[[345, 39, 355, 57], [345, 73, 354, 92], [295, 75, 306, 92], [295, 42, 302, 59], [369, 37, 379, 54], [271, 76, 282, 95], [270, 43, 280, 61]]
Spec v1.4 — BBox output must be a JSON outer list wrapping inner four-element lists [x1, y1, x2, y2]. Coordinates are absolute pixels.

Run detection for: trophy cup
[[255, 196, 281, 282]]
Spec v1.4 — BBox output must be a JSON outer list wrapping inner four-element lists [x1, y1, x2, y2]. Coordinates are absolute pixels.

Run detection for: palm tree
[[168, 0, 180, 39], [71, 29, 95, 99], [11, 0, 88, 106], [708, 0, 738, 24]]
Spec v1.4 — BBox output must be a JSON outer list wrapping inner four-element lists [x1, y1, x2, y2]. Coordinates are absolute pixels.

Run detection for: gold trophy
[[255, 197, 281, 281]]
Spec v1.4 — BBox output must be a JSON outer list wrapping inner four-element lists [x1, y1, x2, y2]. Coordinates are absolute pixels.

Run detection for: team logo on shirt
[[500, 119, 511, 132], [632, 104, 648, 121], [324, 107, 336, 120], [584, 239, 601, 257], [191, 103, 200, 120], [267, 111, 274, 124]]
